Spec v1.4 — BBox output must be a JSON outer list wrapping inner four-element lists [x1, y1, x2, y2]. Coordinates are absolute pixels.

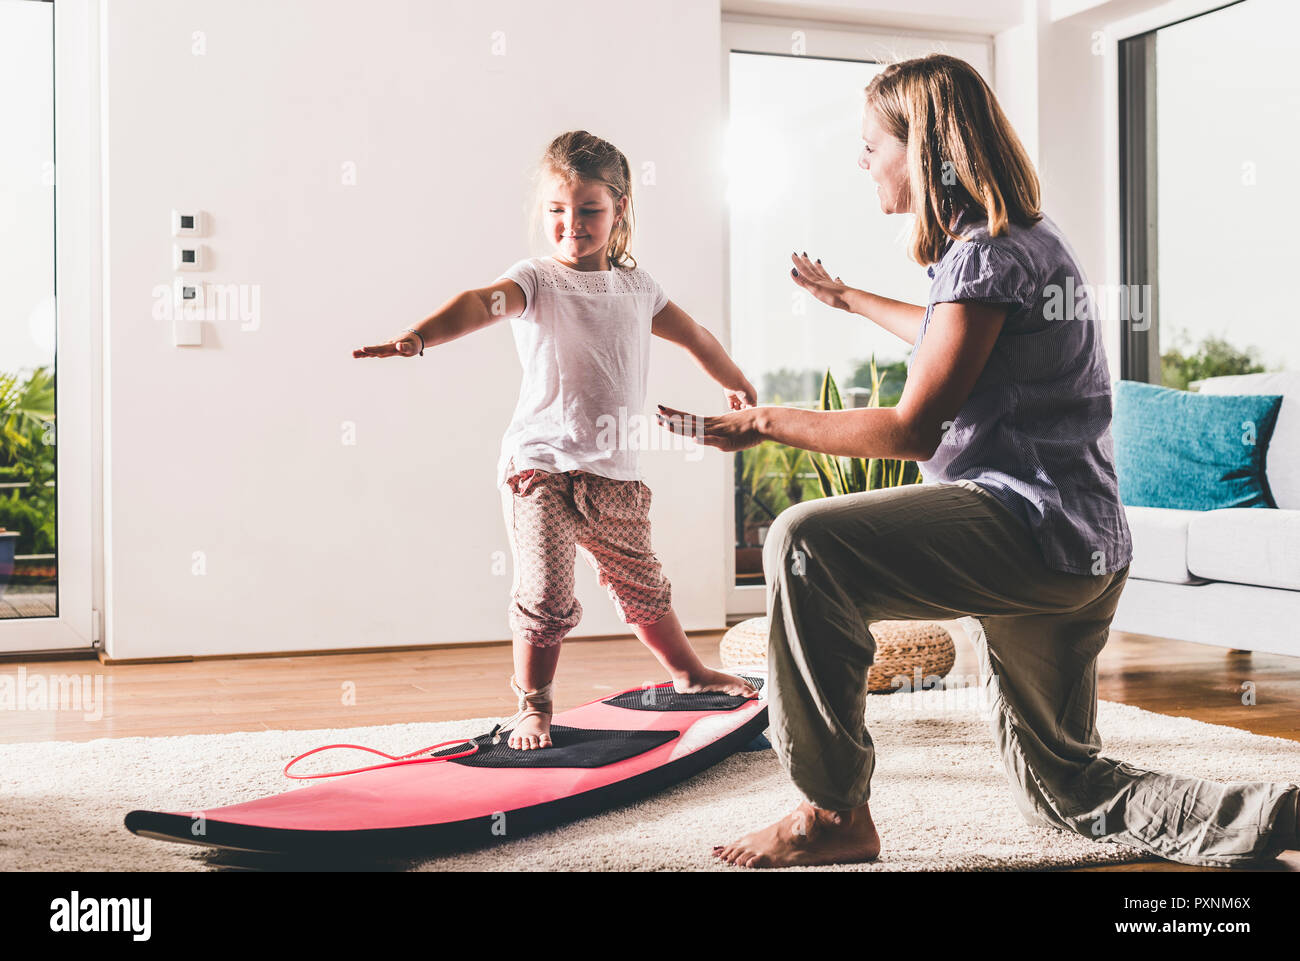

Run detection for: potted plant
[[0, 366, 56, 600], [808, 355, 922, 496]]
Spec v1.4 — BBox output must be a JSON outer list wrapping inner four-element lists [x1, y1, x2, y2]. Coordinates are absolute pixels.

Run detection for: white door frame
[[720, 15, 992, 619], [0, 0, 99, 654]]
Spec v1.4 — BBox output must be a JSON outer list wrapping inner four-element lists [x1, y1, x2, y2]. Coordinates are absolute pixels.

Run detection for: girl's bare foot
[[507, 711, 552, 750], [503, 668, 556, 751], [712, 800, 881, 868], [632, 612, 758, 699], [671, 667, 758, 698]]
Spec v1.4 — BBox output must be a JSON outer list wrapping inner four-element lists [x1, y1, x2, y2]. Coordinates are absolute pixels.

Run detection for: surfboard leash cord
[[282, 737, 481, 780]]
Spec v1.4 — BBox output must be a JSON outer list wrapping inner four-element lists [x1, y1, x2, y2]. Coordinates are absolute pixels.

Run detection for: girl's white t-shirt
[[495, 256, 669, 488]]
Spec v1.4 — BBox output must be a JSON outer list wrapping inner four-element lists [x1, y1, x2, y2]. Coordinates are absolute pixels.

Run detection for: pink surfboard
[[125, 672, 768, 856]]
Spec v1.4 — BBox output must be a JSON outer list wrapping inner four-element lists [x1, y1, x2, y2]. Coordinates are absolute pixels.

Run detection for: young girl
[[354, 130, 758, 750]]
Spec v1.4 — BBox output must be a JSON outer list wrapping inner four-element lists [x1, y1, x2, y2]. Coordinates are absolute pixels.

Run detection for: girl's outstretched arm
[[651, 300, 758, 408], [352, 279, 528, 358]]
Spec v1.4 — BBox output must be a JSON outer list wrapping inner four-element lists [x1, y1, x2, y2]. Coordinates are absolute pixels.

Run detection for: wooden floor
[[4, 621, 1298, 872]]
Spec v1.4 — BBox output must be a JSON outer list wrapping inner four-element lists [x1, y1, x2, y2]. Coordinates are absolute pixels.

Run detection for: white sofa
[[1110, 371, 1300, 658]]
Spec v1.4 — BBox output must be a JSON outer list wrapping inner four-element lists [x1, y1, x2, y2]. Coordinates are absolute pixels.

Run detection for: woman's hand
[[790, 251, 853, 312], [656, 403, 765, 453], [352, 331, 422, 359], [724, 379, 759, 410]]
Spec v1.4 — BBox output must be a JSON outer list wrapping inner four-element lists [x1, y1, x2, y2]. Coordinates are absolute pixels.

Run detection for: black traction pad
[[601, 675, 765, 712], [429, 725, 679, 768]]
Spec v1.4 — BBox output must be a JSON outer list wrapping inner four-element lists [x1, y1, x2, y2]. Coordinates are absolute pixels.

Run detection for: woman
[[657, 53, 1300, 869]]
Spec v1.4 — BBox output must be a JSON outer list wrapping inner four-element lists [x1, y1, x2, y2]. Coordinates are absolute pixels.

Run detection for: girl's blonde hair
[[864, 53, 1041, 266], [530, 130, 638, 269]]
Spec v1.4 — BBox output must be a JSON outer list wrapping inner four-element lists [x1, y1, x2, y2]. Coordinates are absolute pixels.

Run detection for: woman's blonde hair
[[864, 53, 1041, 266], [530, 130, 638, 269]]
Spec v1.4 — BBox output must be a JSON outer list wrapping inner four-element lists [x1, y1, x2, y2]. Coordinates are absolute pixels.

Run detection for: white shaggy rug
[[4, 692, 1299, 872]]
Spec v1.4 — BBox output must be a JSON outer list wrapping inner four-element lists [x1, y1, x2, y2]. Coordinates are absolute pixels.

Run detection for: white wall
[[994, 4, 1040, 172], [99, 0, 728, 658]]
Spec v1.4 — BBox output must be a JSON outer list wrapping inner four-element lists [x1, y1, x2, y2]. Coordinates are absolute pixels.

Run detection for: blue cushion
[[1112, 380, 1282, 510]]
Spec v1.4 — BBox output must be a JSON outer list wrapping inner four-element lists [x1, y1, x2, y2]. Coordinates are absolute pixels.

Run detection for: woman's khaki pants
[[763, 479, 1300, 867]]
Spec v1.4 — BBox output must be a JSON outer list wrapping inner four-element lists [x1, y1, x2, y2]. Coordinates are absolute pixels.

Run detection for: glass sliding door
[[0, 0, 94, 653], [0, 0, 57, 621]]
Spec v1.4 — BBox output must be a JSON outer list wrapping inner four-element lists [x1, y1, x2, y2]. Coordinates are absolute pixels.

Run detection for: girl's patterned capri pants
[[500, 457, 673, 648]]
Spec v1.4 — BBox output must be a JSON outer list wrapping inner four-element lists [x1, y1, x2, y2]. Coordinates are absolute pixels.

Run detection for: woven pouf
[[720, 616, 956, 694]]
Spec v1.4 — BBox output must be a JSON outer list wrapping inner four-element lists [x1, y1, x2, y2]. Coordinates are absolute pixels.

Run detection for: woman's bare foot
[[712, 800, 880, 868], [671, 667, 758, 698], [507, 712, 552, 750]]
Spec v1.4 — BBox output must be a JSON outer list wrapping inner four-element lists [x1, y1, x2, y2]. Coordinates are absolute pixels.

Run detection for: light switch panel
[[172, 209, 205, 236], [172, 317, 202, 347], [173, 244, 206, 271], [173, 276, 203, 307]]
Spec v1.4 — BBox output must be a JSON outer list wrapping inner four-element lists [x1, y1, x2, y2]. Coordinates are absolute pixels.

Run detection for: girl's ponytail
[[604, 151, 636, 269]]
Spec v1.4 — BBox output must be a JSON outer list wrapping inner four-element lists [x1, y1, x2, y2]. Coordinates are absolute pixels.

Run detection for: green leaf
[[848, 455, 867, 491], [810, 454, 835, 498], [819, 368, 843, 412]]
